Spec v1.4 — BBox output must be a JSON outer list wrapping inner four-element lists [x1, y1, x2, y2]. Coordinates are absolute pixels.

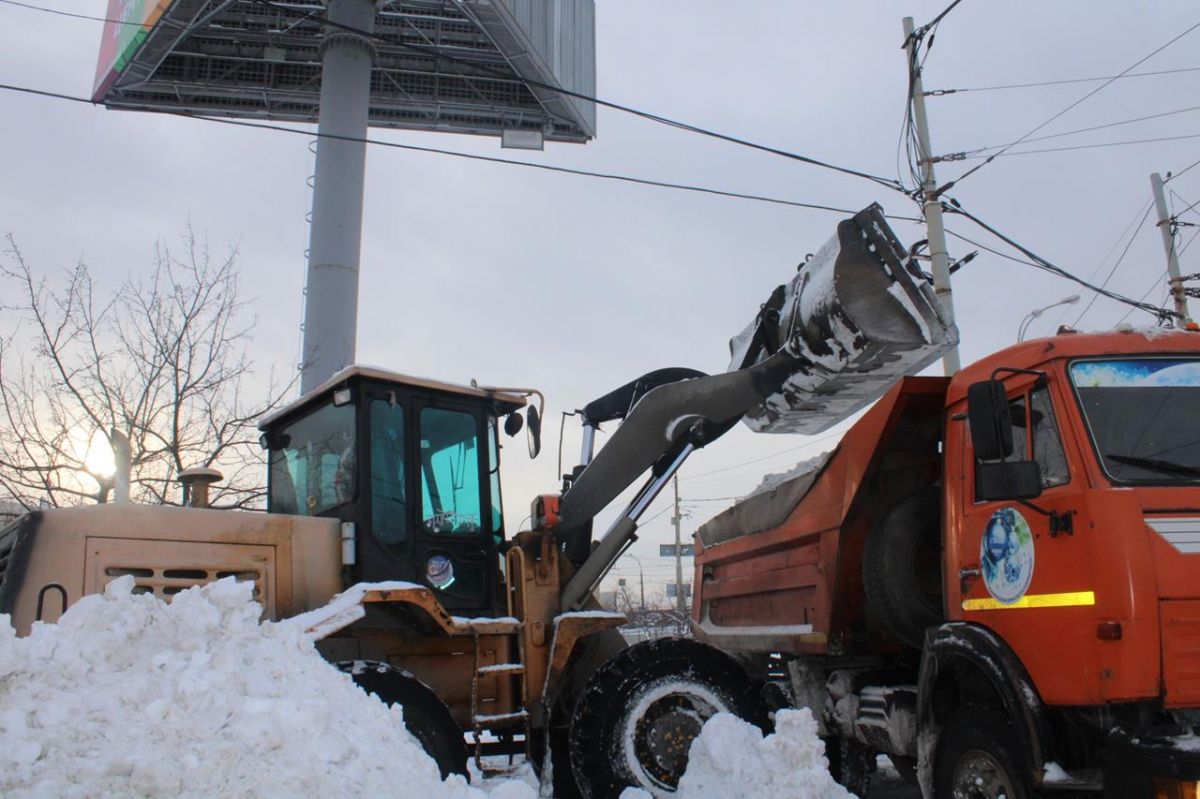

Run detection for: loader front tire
[[568, 638, 767, 798], [340, 661, 468, 780]]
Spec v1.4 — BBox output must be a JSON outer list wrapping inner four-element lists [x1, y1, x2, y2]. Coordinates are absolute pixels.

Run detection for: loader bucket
[[731, 203, 957, 434]]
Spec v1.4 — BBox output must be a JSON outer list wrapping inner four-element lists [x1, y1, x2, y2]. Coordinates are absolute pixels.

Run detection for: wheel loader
[[0, 204, 956, 797]]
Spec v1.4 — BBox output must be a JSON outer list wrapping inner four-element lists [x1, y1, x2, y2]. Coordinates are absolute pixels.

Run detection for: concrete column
[[300, 0, 377, 393]]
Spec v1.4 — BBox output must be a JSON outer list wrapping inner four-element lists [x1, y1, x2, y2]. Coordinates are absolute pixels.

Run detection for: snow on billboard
[[92, 0, 171, 101]]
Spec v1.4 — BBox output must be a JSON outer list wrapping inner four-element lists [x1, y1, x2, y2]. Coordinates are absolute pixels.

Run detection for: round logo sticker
[[980, 507, 1035, 604]]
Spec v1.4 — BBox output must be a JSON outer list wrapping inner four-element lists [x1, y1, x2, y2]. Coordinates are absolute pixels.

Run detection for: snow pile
[[744, 453, 830, 499], [0, 576, 534, 799], [631, 708, 853, 799]]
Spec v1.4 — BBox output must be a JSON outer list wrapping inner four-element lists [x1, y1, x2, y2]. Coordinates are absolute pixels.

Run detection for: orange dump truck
[[691, 328, 1200, 798]]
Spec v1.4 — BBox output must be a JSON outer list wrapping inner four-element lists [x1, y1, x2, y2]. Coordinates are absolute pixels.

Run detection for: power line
[[957, 132, 1200, 159], [1168, 155, 1200, 183], [8, 0, 909, 195], [941, 65, 1200, 93], [943, 201, 1176, 321], [1112, 271, 1170, 328], [1169, 189, 1200, 220], [950, 20, 1200, 187], [0, 82, 920, 221], [1051, 199, 1155, 327], [1072, 202, 1155, 326], [959, 104, 1200, 158], [0, 0, 141, 25], [248, 0, 908, 195], [680, 429, 843, 482]]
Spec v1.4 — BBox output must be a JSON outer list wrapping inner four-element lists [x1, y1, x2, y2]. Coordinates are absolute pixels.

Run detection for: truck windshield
[[268, 401, 357, 515], [1069, 358, 1200, 484]]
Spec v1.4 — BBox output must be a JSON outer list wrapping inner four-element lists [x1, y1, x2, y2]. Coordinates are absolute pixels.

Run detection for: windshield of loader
[[268, 401, 357, 515], [1070, 358, 1200, 484]]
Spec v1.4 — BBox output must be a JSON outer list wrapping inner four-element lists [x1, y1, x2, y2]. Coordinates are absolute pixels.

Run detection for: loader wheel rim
[[621, 682, 724, 791], [951, 749, 1017, 799]]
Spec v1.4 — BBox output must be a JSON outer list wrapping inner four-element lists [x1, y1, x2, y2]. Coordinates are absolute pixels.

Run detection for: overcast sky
[[2, 1, 1199, 598]]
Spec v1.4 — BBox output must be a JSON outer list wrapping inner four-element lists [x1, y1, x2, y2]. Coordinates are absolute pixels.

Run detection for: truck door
[[953, 376, 1104, 705]]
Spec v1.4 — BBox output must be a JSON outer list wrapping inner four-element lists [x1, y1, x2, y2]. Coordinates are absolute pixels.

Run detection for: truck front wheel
[[568, 638, 767, 798], [934, 707, 1033, 799]]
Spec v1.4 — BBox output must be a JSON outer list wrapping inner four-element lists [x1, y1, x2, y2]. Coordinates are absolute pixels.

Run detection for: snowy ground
[[1, 578, 866, 798]]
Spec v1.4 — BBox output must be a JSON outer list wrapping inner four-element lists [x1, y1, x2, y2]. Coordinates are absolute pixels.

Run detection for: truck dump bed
[[692, 376, 949, 656]]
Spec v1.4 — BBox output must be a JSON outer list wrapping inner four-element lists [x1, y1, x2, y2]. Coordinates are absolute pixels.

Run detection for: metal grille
[[97, 0, 593, 141], [103, 565, 263, 600]]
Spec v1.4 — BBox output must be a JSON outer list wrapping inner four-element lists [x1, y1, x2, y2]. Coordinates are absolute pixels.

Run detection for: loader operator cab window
[[420, 407, 484, 535], [974, 384, 1069, 498], [268, 401, 356, 515], [370, 399, 408, 545]]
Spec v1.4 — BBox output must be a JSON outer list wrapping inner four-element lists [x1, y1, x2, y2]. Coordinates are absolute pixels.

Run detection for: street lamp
[[622, 553, 646, 614], [1018, 295, 1081, 342]]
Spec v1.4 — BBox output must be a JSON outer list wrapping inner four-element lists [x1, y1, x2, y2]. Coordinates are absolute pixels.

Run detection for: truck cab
[[689, 327, 1200, 798], [938, 329, 1200, 796], [258, 365, 534, 616]]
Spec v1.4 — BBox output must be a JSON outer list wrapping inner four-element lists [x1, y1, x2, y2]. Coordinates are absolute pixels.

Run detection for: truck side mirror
[[526, 405, 542, 458], [967, 380, 1014, 461], [976, 461, 1043, 501]]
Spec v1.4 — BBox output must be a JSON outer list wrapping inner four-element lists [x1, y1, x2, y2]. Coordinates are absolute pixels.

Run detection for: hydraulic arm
[[554, 204, 958, 609]]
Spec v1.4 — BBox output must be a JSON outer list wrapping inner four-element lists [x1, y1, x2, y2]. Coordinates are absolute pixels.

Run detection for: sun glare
[[71, 428, 116, 479]]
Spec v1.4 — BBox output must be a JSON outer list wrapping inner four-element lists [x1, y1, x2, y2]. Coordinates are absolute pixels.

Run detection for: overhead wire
[[0, 0, 142, 24], [942, 201, 1177, 321], [957, 104, 1200, 159], [1072, 202, 1156, 326], [956, 132, 1200, 159], [680, 428, 845, 482], [938, 65, 1200, 94], [247, 0, 908, 195], [1112, 273, 1170, 328], [1167, 155, 1200, 183], [1051, 199, 1154, 327], [0, 83, 924, 221], [949, 20, 1200, 187], [3, 0, 910, 195]]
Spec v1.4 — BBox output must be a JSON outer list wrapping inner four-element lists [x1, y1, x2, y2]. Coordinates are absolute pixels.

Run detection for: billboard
[[93, 0, 170, 101]]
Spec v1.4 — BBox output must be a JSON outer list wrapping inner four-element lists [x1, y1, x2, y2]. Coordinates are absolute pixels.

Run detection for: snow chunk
[[0, 576, 523, 798], [1042, 761, 1071, 783], [675, 708, 854, 799]]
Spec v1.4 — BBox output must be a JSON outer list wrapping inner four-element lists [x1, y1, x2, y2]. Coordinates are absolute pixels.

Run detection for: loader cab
[[259, 366, 530, 615]]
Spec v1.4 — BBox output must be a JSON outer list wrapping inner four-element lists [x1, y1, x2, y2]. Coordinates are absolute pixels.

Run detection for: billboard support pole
[[300, 0, 378, 392]]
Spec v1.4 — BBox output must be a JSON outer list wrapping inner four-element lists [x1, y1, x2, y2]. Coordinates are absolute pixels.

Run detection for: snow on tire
[[568, 638, 767, 798]]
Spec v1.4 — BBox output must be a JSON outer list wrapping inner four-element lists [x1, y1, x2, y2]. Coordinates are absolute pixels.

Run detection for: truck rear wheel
[[340, 661, 469, 780], [934, 707, 1033, 799], [568, 638, 768, 798], [863, 489, 944, 649]]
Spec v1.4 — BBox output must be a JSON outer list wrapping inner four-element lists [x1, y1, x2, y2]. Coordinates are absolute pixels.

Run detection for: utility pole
[[672, 475, 686, 617], [903, 16, 960, 375], [1150, 172, 1194, 324]]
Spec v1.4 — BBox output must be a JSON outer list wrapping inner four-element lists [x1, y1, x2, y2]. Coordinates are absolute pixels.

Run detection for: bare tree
[[0, 228, 293, 511]]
